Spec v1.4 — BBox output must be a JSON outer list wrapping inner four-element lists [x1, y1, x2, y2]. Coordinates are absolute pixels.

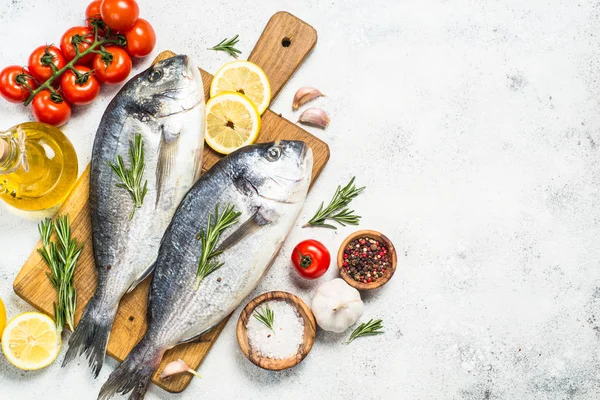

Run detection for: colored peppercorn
[[342, 237, 390, 283]]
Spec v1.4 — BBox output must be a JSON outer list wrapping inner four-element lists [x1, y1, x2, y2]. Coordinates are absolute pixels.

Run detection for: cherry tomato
[[60, 26, 95, 65], [85, 0, 102, 25], [123, 18, 156, 58], [92, 46, 132, 84], [31, 90, 71, 127], [60, 66, 100, 105], [100, 0, 139, 31], [85, 0, 106, 33], [0, 66, 36, 103], [27, 46, 66, 83], [291, 240, 331, 279]]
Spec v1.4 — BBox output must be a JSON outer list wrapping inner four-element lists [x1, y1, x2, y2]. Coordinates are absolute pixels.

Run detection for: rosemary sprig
[[346, 319, 384, 344], [208, 35, 241, 58], [254, 304, 275, 333], [303, 177, 365, 229], [195, 203, 241, 290], [109, 134, 148, 220], [37, 215, 84, 334]]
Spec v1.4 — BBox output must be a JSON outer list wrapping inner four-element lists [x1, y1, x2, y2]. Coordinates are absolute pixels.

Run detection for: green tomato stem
[[23, 30, 124, 106]]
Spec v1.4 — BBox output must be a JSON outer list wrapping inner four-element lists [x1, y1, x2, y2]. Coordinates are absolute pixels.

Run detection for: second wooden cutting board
[[13, 12, 329, 393]]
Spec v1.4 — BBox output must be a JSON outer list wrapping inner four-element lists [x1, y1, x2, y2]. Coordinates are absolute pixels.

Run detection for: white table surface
[[2, 0, 600, 399]]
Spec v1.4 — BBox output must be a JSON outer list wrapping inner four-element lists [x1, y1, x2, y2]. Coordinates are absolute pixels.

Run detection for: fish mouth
[[300, 143, 308, 159], [155, 98, 204, 119], [302, 146, 312, 163], [183, 56, 200, 81], [301, 146, 313, 173], [258, 192, 298, 204]]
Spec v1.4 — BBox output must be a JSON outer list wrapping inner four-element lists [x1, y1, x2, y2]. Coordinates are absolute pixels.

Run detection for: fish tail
[[62, 291, 118, 377], [98, 336, 164, 400]]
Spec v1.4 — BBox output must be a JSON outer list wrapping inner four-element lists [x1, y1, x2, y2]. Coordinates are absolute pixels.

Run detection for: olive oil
[[0, 122, 78, 211]]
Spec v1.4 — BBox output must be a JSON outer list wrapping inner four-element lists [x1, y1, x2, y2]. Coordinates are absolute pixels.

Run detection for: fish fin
[[179, 327, 213, 344], [126, 263, 155, 293], [215, 208, 271, 253], [98, 337, 164, 400], [155, 129, 180, 207], [62, 290, 118, 378]]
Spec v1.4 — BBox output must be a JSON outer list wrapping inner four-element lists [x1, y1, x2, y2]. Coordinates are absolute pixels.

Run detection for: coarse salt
[[246, 300, 305, 359]]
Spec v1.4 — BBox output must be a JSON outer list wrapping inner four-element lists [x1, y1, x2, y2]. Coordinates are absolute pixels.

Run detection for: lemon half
[[210, 61, 271, 114], [1, 312, 61, 370], [205, 92, 261, 155]]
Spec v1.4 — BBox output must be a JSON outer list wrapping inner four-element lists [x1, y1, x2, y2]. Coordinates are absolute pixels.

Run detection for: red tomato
[[85, 0, 105, 31], [31, 90, 71, 127], [123, 18, 156, 58], [0, 66, 36, 103], [60, 66, 100, 105], [86, 0, 102, 23], [92, 46, 132, 84], [60, 26, 95, 65], [100, 0, 139, 31], [27, 46, 66, 83], [291, 240, 331, 279]]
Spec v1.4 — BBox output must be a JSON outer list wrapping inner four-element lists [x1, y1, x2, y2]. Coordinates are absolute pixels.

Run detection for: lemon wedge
[[205, 92, 261, 155], [0, 298, 5, 337], [1, 312, 61, 370], [210, 61, 271, 114]]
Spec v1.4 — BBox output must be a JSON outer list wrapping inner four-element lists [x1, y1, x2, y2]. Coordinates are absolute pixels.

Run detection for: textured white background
[[1, 0, 600, 399]]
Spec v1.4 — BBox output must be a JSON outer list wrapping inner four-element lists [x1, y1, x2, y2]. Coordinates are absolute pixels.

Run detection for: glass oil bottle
[[0, 122, 78, 211]]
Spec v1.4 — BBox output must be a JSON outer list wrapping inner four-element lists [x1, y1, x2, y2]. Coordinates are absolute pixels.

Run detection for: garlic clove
[[298, 107, 330, 129], [160, 359, 202, 380], [292, 86, 324, 110]]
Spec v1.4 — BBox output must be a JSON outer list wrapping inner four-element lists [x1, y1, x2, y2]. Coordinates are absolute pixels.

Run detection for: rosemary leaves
[[109, 134, 148, 220], [303, 177, 365, 229], [253, 303, 276, 333], [37, 215, 84, 333], [208, 35, 241, 58], [195, 203, 241, 289], [346, 319, 384, 344]]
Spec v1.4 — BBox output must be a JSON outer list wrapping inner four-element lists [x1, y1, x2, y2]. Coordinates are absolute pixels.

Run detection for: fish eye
[[148, 69, 163, 82], [266, 146, 281, 161]]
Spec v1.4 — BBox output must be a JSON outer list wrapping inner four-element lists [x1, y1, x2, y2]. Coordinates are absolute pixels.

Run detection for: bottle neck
[[0, 132, 23, 173]]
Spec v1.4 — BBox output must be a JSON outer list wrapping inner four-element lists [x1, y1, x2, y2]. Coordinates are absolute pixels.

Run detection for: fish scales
[[63, 55, 206, 377], [99, 141, 313, 400]]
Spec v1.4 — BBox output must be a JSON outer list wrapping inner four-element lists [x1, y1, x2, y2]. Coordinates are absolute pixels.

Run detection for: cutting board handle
[[248, 11, 318, 101]]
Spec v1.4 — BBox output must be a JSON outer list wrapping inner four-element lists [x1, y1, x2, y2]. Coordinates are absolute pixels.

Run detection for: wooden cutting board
[[13, 12, 328, 393]]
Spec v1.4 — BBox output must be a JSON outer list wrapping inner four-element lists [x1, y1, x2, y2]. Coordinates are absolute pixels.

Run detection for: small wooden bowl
[[337, 230, 397, 290], [236, 291, 316, 371]]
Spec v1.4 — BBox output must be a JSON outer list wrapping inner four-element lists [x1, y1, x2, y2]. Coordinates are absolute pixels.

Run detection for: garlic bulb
[[311, 278, 364, 333]]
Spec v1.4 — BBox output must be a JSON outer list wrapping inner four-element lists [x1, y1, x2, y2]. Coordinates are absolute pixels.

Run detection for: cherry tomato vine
[[0, 0, 154, 126], [19, 20, 126, 106]]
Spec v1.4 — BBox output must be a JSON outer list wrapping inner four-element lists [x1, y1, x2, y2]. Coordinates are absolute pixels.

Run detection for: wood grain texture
[[337, 230, 397, 291], [249, 11, 318, 100], [236, 291, 316, 371], [13, 12, 326, 393]]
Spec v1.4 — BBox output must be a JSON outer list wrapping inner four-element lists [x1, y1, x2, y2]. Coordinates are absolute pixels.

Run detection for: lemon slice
[[210, 61, 271, 114], [205, 92, 261, 155], [0, 298, 5, 337], [1, 312, 61, 370]]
